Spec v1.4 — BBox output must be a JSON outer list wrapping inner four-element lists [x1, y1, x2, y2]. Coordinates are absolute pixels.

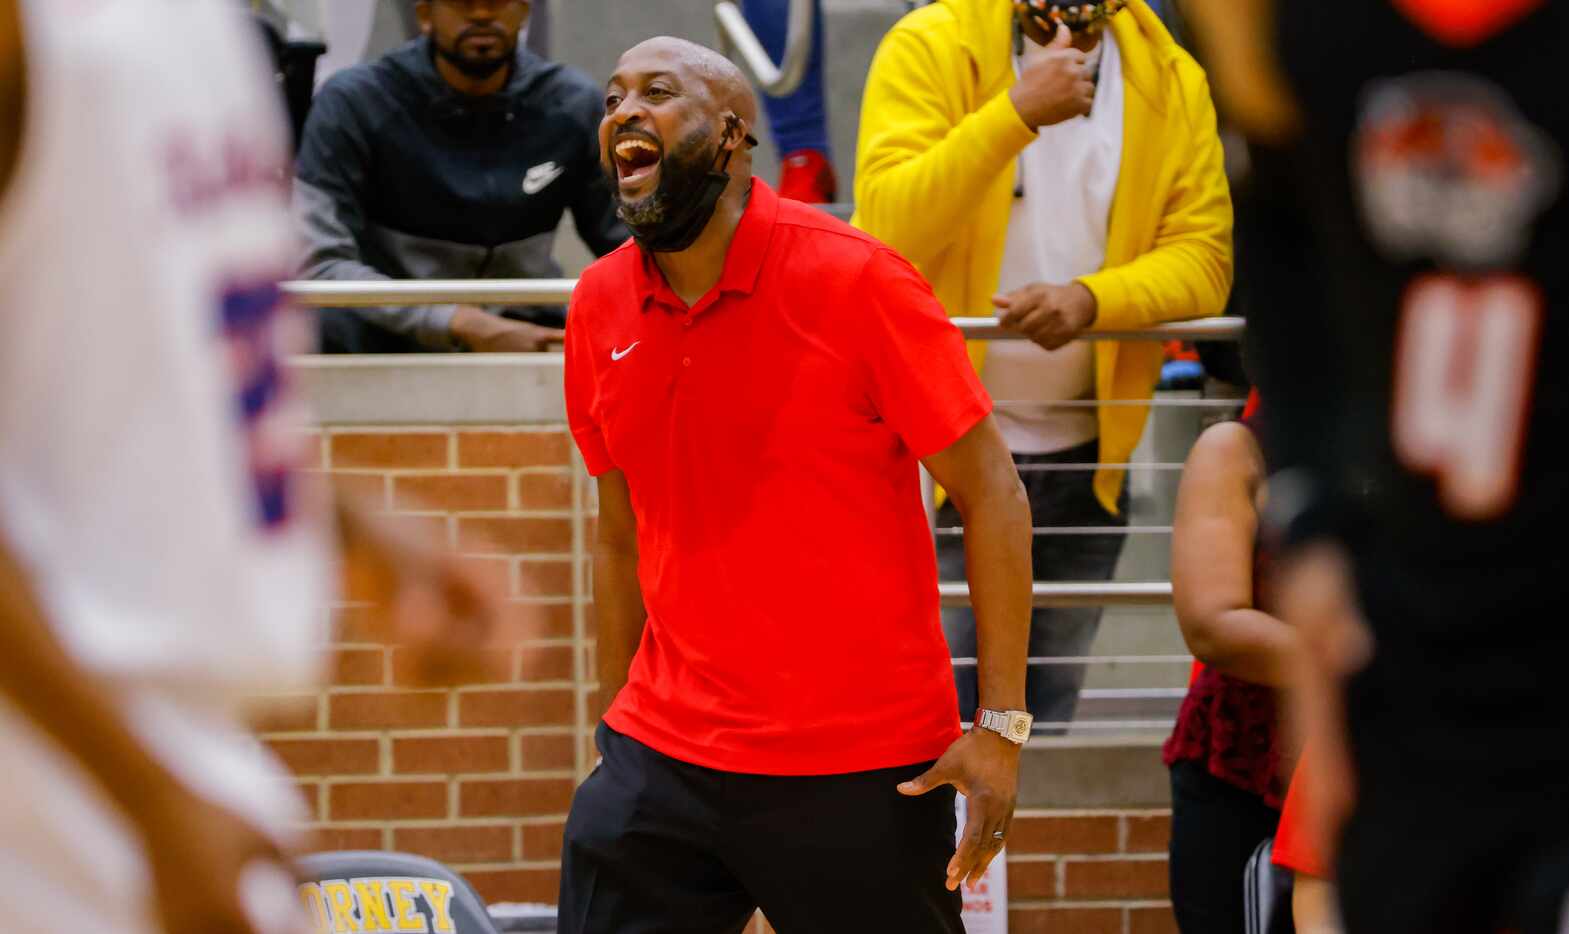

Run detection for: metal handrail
[[714, 0, 814, 97], [281, 279, 576, 307], [279, 281, 1247, 342], [951, 316, 1246, 342], [938, 581, 1173, 608]]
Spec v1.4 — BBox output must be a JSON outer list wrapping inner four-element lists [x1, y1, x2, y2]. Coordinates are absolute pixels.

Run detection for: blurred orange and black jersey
[[1228, 0, 1569, 722]]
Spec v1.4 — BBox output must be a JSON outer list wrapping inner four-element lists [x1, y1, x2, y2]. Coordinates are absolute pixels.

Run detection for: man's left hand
[[995, 281, 1098, 350], [897, 729, 1022, 891]]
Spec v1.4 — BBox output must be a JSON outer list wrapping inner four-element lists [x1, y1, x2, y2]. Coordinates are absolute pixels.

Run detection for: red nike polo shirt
[[564, 180, 990, 775]]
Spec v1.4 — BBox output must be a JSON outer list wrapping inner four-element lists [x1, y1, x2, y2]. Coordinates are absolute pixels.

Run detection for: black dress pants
[[559, 723, 964, 934], [1168, 760, 1281, 934]]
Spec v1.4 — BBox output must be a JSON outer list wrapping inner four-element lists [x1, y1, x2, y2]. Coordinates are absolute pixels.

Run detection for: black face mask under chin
[[626, 144, 738, 254]]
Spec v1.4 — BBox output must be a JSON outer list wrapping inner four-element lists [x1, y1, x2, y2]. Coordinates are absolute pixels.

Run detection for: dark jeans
[[318, 308, 424, 354], [1168, 760, 1281, 934], [937, 439, 1128, 729], [560, 724, 963, 934]]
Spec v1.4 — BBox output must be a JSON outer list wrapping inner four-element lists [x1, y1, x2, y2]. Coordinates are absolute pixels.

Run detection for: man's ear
[[721, 113, 755, 152], [414, 1, 434, 36]]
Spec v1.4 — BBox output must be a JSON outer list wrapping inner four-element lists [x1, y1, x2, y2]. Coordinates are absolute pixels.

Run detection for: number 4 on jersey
[[1392, 276, 1541, 521]]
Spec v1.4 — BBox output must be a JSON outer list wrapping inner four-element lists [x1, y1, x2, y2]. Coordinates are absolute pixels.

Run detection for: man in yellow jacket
[[853, 0, 1232, 729]]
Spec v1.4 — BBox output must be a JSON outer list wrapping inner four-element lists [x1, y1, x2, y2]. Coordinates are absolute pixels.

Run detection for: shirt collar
[[633, 178, 780, 315]]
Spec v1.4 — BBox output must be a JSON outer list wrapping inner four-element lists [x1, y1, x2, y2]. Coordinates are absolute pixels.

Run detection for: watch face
[[1010, 716, 1031, 741]]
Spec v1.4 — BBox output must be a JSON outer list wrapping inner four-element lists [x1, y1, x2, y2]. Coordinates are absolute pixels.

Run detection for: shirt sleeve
[[851, 248, 992, 458], [563, 283, 615, 476]]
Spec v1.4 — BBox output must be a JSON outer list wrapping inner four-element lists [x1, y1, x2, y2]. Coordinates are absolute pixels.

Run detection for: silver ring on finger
[[992, 830, 1006, 840]]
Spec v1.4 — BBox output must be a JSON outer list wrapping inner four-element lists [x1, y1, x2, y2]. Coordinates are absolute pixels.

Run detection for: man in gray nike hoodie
[[294, 0, 627, 353]]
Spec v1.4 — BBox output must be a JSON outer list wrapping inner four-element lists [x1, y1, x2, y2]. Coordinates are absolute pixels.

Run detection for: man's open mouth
[[613, 136, 663, 191]]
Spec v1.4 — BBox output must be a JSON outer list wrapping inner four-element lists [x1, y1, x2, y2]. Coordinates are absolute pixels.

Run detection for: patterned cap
[[1021, 0, 1130, 31]]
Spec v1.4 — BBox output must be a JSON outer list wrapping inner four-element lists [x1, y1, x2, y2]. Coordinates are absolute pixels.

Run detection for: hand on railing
[[450, 306, 562, 353], [994, 281, 1099, 350], [938, 581, 1174, 607]]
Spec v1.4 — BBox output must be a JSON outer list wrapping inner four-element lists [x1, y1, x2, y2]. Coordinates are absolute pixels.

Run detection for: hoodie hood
[[936, 0, 1187, 112]]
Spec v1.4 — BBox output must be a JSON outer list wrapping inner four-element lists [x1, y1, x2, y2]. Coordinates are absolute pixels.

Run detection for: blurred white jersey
[[0, 6, 332, 930], [0, 0, 332, 700]]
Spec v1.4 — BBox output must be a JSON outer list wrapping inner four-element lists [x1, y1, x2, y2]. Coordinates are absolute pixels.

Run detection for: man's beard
[[433, 29, 516, 80], [603, 124, 719, 229]]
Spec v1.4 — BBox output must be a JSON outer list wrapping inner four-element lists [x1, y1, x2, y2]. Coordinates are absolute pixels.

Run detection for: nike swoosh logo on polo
[[611, 342, 641, 361], [522, 161, 565, 195]]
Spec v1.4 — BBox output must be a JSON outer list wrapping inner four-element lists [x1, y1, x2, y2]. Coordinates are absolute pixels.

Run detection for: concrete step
[[1018, 737, 1170, 808], [1075, 689, 1182, 725]]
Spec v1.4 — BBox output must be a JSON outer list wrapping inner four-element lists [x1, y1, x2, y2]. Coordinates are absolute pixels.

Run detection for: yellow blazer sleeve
[[853, 24, 1037, 268], [1078, 75, 1234, 329]]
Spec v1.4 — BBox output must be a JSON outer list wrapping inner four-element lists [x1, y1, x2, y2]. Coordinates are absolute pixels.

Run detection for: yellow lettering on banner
[[385, 879, 427, 933], [321, 881, 359, 934], [352, 880, 395, 932], [298, 882, 332, 934], [418, 881, 456, 933]]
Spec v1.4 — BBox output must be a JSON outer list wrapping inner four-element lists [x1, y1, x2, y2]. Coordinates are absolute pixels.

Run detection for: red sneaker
[[777, 149, 838, 204]]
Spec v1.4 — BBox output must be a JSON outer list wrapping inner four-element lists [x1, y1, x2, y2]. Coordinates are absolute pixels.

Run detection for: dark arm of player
[[1171, 421, 1297, 686], [592, 469, 646, 717], [0, 534, 288, 934], [1, 0, 22, 197], [0, 537, 216, 845], [900, 415, 1031, 892]]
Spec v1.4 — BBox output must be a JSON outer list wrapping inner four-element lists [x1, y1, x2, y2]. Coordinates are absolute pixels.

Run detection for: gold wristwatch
[[975, 708, 1034, 744]]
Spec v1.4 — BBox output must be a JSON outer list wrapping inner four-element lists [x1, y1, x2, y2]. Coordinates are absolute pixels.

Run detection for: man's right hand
[[140, 785, 305, 934], [451, 304, 563, 352], [1008, 23, 1094, 130]]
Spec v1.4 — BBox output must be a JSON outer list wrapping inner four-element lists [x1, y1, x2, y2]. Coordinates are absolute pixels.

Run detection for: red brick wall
[[258, 426, 590, 906], [260, 425, 1178, 929], [1007, 810, 1175, 934]]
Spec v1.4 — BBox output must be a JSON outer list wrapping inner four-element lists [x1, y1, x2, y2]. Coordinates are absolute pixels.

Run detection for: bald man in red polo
[[559, 37, 1034, 934]]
